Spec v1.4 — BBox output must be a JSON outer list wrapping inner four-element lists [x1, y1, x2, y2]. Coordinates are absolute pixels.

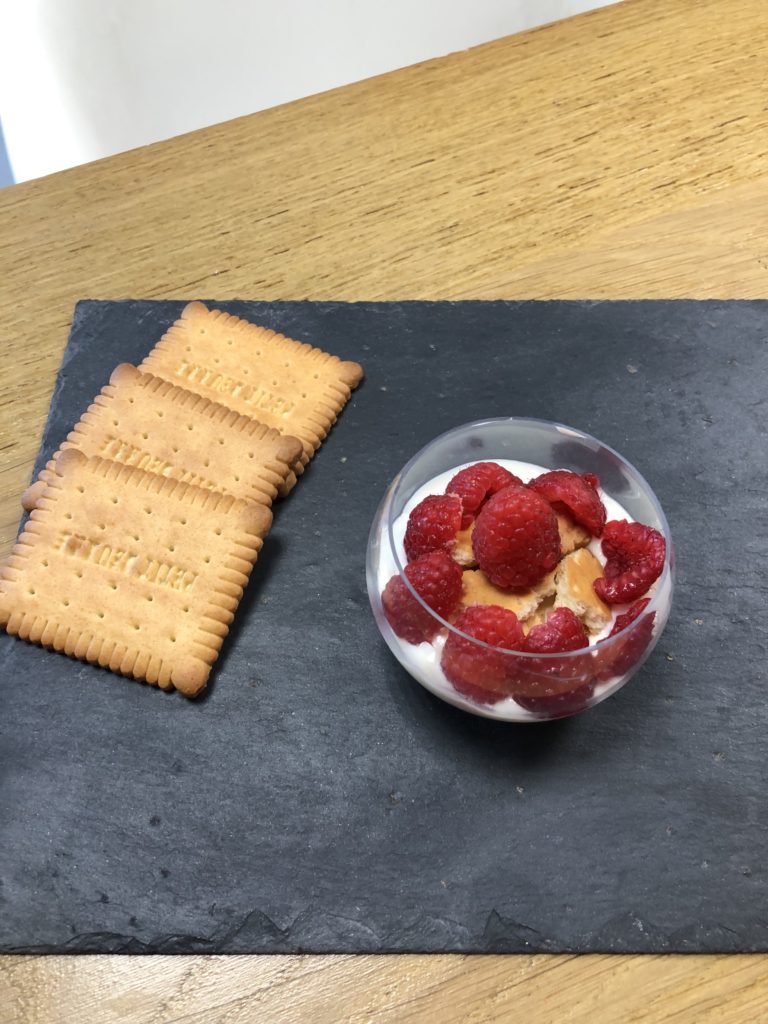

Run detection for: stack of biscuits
[[0, 302, 363, 697]]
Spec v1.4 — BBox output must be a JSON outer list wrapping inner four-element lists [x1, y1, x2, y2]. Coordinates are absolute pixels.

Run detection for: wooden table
[[1, 0, 767, 1019]]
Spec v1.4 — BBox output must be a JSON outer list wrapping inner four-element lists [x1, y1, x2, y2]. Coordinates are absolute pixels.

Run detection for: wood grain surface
[[1, 0, 767, 1019], [3, 954, 768, 1024]]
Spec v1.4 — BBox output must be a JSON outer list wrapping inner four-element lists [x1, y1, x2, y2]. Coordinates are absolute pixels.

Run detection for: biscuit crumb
[[556, 512, 591, 556], [522, 595, 556, 633], [451, 523, 477, 568], [460, 568, 555, 621], [554, 548, 611, 632]]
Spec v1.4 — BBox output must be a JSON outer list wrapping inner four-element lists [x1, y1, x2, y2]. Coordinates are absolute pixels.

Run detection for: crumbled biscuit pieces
[[522, 596, 556, 633], [451, 523, 477, 568], [459, 568, 556, 621], [554, 547, 612, 633], [556, 512, 592, 556]]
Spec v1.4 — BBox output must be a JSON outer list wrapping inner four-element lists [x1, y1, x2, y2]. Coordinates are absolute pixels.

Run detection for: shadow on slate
[[1, 298, 766, 954]]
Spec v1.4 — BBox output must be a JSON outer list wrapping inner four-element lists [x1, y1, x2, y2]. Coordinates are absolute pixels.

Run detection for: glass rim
[[385, 416, 674, 659]]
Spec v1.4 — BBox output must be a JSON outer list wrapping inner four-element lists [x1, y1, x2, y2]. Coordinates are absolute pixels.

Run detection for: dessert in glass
[[367, 418, 673, 722]]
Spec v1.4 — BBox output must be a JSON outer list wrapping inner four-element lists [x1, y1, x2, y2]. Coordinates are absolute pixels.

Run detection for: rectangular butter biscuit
[[21, 364, 302, 512], [1, 450, 272, 697], [139, 302, 363, 466]]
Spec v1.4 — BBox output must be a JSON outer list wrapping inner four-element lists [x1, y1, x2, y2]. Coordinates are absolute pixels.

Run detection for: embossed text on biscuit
[[175, 359, 296, 417], [99, 435, 219, 491], [55, 530, 198, 592]]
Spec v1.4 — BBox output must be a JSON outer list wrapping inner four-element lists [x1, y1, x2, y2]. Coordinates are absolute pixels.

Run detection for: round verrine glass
[[366, 418, 674, 722]]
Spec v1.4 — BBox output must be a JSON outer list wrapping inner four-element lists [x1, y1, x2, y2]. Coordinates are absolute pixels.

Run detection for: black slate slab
[[1, 299, 766, 954]]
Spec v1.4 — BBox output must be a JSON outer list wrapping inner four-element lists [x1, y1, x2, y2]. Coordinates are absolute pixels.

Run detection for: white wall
[[0, 0, 620, 183]]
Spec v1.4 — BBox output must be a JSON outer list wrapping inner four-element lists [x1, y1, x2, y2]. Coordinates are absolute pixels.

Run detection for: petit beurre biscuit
[[556, 512, 591, 556], [459, 568, 557, 621], [522, 596, 556, 634], [452, 524, 477, 568], [0, 450, 271, 697], [554, 548, 612, 633], [21, 364, 303, 512], [139, 302, 363, 467]]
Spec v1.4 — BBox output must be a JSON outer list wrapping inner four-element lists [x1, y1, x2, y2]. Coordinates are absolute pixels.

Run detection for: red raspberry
[[515, 682, 595, 718], [524, 607, 589, 654], [472, 484, 560, 589], [441, 604, 526, 702], [508, 608, 593, 699], [403, 494, 462, 562], [605, 597, 652, 639], [596, 598, 656, 680], [593, 521, 666, 604], [382, 551, 462, 645], [450, 680, 508, 706], [582, 473, 601, 491], [445, 462, 522, 529], [529, 470, 606, 537]]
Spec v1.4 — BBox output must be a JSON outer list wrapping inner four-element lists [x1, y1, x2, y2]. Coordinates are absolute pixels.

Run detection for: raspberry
[[593, 521, 666, 604], [451, 680, 508, 706], [596, 598, 656, 680], [507, 608, 593, 699], [524, 607, 589, 654], [403, 494, 462, 562], [445, 462, 522, 529], [515, 682, 595, 718], [529, 470, 606, 537], [382, 551, 462, 645], [441, 604, 526, 701], [582, 473, 601, 491], [605, 597, 652, 639], [472, 484, 560, 589]]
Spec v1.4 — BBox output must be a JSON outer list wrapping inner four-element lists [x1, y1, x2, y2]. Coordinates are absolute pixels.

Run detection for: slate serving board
[[1, 299, 766, 954]]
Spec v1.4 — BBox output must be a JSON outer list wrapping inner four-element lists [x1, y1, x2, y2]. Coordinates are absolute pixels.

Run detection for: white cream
[[375, 459, 661, 720]]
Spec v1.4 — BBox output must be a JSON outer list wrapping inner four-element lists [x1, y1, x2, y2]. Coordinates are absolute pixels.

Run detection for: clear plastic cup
[[366, 418, 674, 722]]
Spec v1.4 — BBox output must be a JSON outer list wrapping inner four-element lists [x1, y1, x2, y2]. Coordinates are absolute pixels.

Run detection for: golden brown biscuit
[[554, 547, 612, 633], [451, 523, 477, 568], [0, 451, 271, 697], [522, 595, 556, 633], [459, 568, 556, 621], [556, 512, 592, 556], [139, 302, 363, 467], [21, 365, 303, 512]]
